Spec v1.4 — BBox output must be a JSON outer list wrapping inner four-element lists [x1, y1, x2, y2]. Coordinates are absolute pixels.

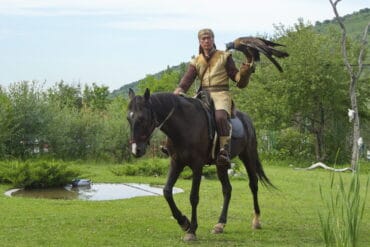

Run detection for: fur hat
[[198, 28, 214, 39]]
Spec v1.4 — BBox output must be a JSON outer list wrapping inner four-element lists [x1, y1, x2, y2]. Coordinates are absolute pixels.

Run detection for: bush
[[111, 158, 169, 177], [259, 128, 315, 162], [0, 160, 80, 189], [111, 158, 219, 179]]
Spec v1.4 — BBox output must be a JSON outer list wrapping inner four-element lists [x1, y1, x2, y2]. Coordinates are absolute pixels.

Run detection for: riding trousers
[[215, 110, 230, 137]]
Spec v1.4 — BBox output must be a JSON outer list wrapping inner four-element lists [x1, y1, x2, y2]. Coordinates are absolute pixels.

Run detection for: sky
[[0, 0, 368, 91]]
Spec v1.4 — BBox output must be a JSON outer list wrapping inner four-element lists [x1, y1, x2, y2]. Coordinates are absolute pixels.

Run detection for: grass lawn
[[0, 162, 369, 246]]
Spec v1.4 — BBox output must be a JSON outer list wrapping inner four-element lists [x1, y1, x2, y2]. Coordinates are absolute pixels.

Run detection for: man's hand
[[173, 87, 184, 95]]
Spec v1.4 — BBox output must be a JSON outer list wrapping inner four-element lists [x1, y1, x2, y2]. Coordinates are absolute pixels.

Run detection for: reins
[[146, 95, 177, 141], [156, 106, 175, 130]]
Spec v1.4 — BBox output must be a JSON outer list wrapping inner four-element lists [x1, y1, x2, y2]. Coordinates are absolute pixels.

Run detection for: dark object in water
[[72, 179, 91, 188]]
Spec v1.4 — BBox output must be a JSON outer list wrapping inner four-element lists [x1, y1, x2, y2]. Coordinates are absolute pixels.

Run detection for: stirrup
[[160, 145, 169, 156], [216, 150, 230, 166]]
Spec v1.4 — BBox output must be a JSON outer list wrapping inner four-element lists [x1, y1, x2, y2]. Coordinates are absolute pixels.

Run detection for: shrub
[[111, 158, 219, 179], [0, 160, 80, 189], [111, 158, 169, 177]]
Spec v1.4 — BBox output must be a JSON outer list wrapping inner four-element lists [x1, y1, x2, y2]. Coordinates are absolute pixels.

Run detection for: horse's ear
[[144, 88, 150, 101], [128, 88, 135, 100]]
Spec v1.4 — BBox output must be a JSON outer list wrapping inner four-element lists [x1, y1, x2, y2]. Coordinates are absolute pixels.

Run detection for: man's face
[[199, 34, 214, 51]]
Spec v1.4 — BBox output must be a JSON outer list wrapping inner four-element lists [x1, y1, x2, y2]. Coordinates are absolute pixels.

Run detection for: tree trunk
[[329, 0, 369, 170], [350, 76, 360, 170], [313, 102, 326, 161]]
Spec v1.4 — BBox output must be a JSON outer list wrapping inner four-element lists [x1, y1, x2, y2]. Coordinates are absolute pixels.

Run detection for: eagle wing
[[226, 36, 289, 72]]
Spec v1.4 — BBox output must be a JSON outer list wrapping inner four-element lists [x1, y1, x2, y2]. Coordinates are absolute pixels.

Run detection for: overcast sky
[[0, 0, 367, 91]]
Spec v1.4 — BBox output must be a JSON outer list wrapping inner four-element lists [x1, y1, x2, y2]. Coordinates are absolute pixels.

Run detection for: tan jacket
[[190, 50, 231, 89], [177, 49, 253, 115]]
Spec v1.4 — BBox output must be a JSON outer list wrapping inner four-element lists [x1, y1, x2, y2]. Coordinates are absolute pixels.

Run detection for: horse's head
[[127, 88, 156, 157]]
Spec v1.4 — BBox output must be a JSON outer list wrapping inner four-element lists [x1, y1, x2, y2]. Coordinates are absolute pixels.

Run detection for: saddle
[[195, 91, 245, 159]]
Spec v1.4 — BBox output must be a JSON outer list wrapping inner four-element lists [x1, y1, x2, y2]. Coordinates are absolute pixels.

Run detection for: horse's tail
[[255, 156, 276, 188], [237, 110, 276, 189]]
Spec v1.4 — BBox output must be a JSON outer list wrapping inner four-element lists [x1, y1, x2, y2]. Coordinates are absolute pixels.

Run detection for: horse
[[127, 88, 273, 241]]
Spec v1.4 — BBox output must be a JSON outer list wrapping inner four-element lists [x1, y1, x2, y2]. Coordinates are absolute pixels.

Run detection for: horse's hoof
[[252, 223, 262, 229], [212, 223, 225, 234], [252, 220, 262, 229], [252, 215, 262, 229], [183, 233, 197, 241]]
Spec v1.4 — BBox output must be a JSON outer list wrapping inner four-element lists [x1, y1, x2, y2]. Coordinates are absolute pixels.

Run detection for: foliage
[[110, 158, 219, 179], [1, 81, 131, 162], [46, 81, 82, 109], [233, 21, 362, 163], [138, 63, 187, 94], [82, 83, 111, 110], [0, 89, 14, 159], [315, 7, 370, 72], [6, 81, 54, 159], [267, 128, 315, 161], [111, 158, 169, 177], [0, 160, 80, 189], [319, 170, 369, 247]]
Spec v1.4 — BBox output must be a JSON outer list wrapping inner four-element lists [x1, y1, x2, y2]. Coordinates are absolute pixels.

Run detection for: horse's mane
[[149, 92, 202, 115]]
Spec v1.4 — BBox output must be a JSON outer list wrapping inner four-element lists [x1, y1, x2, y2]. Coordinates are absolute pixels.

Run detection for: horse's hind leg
[[239, 152, 262, 229], [212, 165, 232, 234]]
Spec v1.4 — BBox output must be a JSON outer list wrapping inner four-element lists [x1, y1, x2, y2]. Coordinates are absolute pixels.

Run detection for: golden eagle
[[226, 37, 289, 72]]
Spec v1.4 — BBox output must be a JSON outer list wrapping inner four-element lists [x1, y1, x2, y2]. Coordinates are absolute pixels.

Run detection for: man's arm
[[226, 56, 255, 89], [174, 64, 197, 94]]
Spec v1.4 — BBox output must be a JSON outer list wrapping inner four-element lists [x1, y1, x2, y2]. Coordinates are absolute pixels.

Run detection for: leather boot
[[216, 136, 231, 167]]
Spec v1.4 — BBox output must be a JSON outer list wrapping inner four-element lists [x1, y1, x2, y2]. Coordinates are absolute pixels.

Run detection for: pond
[[4, 183, 184, 201]]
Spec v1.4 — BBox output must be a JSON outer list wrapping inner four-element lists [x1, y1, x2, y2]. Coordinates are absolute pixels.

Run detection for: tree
[[0, 88, 14, 158], [234, 21, 350, 162], [138, 63, 187, 93], [329, 0, 370, 170], [7, 81, 49, 159], [47, 81, 82, 109], [83, 83, 110, 110]]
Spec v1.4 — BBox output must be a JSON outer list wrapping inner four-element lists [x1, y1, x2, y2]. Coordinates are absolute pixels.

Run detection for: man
[[173, 28, 255, 166]]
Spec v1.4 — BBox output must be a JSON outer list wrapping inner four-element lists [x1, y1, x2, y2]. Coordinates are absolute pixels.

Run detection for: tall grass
[[319, 166, 369, 247]]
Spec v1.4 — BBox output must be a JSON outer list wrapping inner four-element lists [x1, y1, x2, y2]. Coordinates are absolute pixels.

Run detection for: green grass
[[0, 162, 369, 246]]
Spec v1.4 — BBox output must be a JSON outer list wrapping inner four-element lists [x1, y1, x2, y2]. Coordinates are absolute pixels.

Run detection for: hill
[[110, 64, 186, 98], [315, 8, 370, 78], [315, 8, 370, 41], [111, 8, 370, 97]]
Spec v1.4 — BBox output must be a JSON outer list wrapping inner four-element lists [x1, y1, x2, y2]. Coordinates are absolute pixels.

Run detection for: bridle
[[130, 101, 175, 146]]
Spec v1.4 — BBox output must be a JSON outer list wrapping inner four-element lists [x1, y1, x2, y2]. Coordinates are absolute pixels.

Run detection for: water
[[5, 183, 184, 201]]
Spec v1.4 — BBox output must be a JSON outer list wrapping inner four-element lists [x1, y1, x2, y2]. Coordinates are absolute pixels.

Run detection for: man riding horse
[[173, 28, 255, 166], [127, 29, 285, 241]]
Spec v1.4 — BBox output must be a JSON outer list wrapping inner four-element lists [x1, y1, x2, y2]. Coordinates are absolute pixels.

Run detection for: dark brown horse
[[127, 88, 273, 241]]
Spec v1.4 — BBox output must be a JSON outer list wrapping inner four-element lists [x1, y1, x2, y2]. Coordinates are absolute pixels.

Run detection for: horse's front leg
[[212, 165, 232, 234], [163, 160, 190, 233], [183, 167, 203, 241]]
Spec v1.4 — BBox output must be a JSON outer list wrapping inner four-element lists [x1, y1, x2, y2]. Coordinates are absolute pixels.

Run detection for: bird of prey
[[225, 37, 289, 72]]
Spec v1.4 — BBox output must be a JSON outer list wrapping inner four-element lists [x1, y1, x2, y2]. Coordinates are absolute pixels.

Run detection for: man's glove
[[236, 61, 255, 88]]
